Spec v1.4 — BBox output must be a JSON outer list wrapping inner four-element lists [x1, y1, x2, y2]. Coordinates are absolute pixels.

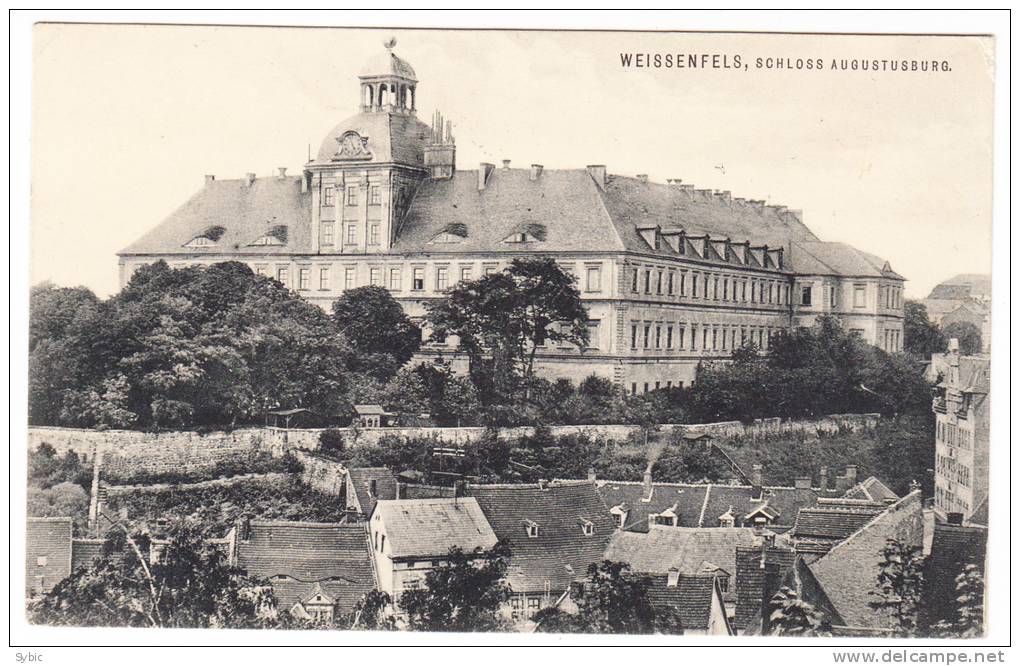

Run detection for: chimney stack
[[277, 167, 287, 178], [946, 512, 964, 525], [245, 172, 256, 186], [586, 164, 606, 190], [301, 170, 310, 193], [845, 465, 858, 486], [477, 162, 495, 191], [819, 466, 829, 491], [587, 467, 597, 482], [502, 159, 511, 169], [636, 174, 648, 183], [204, 174, 216, 185], [751, 464, 763, 487], [530, 164, 544, 181], [642, 467, 653, 501]]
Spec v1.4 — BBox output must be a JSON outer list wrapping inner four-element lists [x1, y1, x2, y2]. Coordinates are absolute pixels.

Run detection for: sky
[[30, 24, 994, 298]]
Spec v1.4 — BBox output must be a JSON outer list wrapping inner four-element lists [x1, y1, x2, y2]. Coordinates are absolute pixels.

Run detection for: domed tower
[[303, 39, 451, 255]]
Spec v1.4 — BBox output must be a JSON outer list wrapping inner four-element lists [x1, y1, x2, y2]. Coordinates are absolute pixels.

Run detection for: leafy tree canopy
[[943, 321, 983, 355], [331, 286, 422, 381]]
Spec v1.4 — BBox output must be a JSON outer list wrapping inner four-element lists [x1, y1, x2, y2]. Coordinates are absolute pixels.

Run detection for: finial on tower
[[384, 37, 397, 51]]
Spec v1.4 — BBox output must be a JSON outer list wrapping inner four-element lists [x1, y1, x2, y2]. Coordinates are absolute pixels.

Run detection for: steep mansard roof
[[311, 111, 430, 166], [466, 481, 615, 595], [235, 520, 376, 614], [118, 166, 900, 283]]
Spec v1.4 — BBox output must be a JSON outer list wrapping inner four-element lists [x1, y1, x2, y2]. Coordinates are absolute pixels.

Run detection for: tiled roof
[[235, 520, 375, 614], [732, 546, 798, 632], [644, 572, 720, 632], [925, 522, 987, 626], [788, 241, 904, 279], [466, 481, 614, 594], [792, 502, 886, 546], [807, 491, 924, 630], [843, 477, 899, 504], [604, 526, 759, 577], [928, 274, 991, 300], [400, 483, 456, 500], [392, 169, 626, 254], [119, 176, 312, 256], [346, 467, 398, 517], [597, 175, 818, 252], [70, 538, 109, 572], [596, 481, 820, 532], [26, 517, 73, 596], [374, 497, 497, 559]]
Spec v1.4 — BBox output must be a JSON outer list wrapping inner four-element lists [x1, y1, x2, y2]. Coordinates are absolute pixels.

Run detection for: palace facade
[[119, 42, 906, 390]]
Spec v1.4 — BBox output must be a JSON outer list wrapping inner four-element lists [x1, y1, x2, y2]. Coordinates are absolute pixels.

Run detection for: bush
[[318, 429, 347, 458]]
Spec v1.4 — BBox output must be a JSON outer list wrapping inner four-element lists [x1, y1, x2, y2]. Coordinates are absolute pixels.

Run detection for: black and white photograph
[[9, 11, 1009, 656]]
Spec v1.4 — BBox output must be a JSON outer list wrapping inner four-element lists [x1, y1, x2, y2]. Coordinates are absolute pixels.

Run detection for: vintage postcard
[[13, 15, 1004, 653]]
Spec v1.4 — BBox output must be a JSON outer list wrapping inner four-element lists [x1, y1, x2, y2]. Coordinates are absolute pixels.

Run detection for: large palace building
[[119, 42, 906, 391]]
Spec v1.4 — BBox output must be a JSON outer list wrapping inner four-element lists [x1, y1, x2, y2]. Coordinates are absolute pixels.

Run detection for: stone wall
[[27, 413, 879, 474], [103, 472, 291, 496], [292, 449, 347, 497]]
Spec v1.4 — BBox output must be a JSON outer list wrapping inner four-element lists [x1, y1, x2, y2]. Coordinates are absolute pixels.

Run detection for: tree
[[943, 321, 983, 355], [767, 586, 832, 636], [426, 258, 588, 400], [399, 542, 513, 632], [903, 300, 947, 358], [535, 560, 685, 634], [930, 563, 984, 638], [347, 589, 396, 630], [869, 539, 927, 637], [30, 523, 279, 628], [332, 286, 422, 381]]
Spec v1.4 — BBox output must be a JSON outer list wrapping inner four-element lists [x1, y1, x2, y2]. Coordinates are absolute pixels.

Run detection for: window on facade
[[680, 271, 687, 296], [369, 267, 381, 286], [586, 321, 600, 349], [666, 325, 673, 349], [801, 286, 812, 306], [321, 222, 334, 246], [412, 267, 425, 290], [632, 268, 639, 293], [298, 268, 310, 290], [346, 224, 357, 244], [721, 328, 728, 350], [723, 278, 729, 300], [460, 266, 472, 283], [36, 556, 47, 567], [742, 280, 747, 301], [704, 275, 710, 299], [656, 271, 663, 295], [484, 265, 497, 276], [691, 273, 698, 297], [436, 267, 449, 291], [369, 185, 381, 205], [712, 276, 719, 300], [853, 284, 866, 308], [255, 265, 267, 277], [631, 382, 637, 396], [703, 328, 709, 350], [277, 267, 289, 286], [322, 187, 334, 206], [586, 266, 601, 292], [389, 268, 402, 290], [319, 267, 330, 290], [667, 272, 675, 295], [830, 285, 836, 307], [344, 267, 355, 290], [712, 327, 718, 350], [643, 325, 651, 349], [678, 326, 686, 350], [644, 270, 651, 294], [346, 185, 358, 205], [369, 223, 380, 245], [630, 324, 638, 350], [768, 283, 774, 304], [655, 325, 662, 349]]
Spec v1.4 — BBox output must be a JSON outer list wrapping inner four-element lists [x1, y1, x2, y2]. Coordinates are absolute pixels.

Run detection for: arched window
[[379, 85, 388, 107], [363, 84, 374, 107]]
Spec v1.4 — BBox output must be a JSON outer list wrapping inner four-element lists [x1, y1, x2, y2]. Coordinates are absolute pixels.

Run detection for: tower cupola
[[359, 38, 417, 114]]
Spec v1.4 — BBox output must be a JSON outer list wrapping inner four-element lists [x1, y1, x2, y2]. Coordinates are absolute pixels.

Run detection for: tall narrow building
[[119, 40, 906, 390]]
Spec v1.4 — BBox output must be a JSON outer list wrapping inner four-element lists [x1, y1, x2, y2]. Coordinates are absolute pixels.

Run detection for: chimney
[[642, 467, 653, 502], [477, 162, 495, 191], [277, 167, 287, 178], [301, 170, 310, 193], [819, 466, 829, 491], [204, 174, 216, 185], [751, 464, 763, 487], [845, 465, 858, 486], [502, 159, 511, 169], [237, 516, 251, 541], [245, 172, 256, 186], [666, 178, 682, 186], [946, 512, 964, 525], [530, 164, 544, 181], [636, 174, 648, 183], [586, 164, 606, 190], [587, 467, 597, 482]]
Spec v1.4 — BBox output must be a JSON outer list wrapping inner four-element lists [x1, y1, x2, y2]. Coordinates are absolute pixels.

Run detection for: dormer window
[[430, 223, 468, 244], [503, 223, 546, 244], [580, 519, 595, 536], [667, 569, 680, 588], [368, 479, 377, 498], [523, 520, 539, 538], [249, 225, 288, 246], [505, 232, 529, 243], [184, 225, 226, 248], [610, 504, 629, 529]]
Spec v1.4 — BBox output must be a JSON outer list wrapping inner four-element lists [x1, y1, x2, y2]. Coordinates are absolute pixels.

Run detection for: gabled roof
[[347, 467, 399, 517], [644, 572, 725, 632], [807, 491, 924, 630], [842, 477, 899, 504], [374, 497, 498, 558], [732, 545, 798, 632], [604, 526, 759, 577], [788, 241, 904, 279], [235, 520, 375, 614], [70, 538, 109, 572], [791, 500, 887, 552], [466, 481, 614, 594], [26, 517, 73, 595], [118, 176, 312, 256]]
